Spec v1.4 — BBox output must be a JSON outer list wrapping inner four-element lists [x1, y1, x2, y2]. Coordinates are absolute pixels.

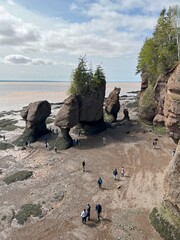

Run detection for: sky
[[0, 0, 179, 82]]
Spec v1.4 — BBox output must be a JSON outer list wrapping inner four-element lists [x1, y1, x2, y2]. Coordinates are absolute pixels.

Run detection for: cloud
[[0, 0, 179, 59], [3, 54, 75, 66], [0, 12, 40, 46], [3, 54, 55, 65], [4, 54, 32, 64], [6, 0, 16, 5]]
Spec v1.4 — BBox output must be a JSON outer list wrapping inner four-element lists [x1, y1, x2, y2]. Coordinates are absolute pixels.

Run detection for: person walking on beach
[[121, 166, 125, 177], [152, 138, 158, 149], [123, 107, 130, 120], [98, 177, 103, 188], [172, 148, 176, 157], [25, 141, 28, 147], [46, 142, 50, 150], [113, 168, 118, 180], [82, 161, 85, 172], [81, 209, 87, 224], [54, 147, 57, 153], [102, 137, 106, 145], [95, 204, 102, 221], [86, 204, 91, 221]]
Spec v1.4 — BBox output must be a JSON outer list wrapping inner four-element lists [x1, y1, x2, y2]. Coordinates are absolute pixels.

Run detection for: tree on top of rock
[[69, 57, 106, 95], [91, 65, 106, 89]]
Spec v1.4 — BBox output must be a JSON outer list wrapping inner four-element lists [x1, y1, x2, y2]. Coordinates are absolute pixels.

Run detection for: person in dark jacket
[[86, 204, 91, 221], [95, 204, 102, 221], [98, 177, 103, 188]]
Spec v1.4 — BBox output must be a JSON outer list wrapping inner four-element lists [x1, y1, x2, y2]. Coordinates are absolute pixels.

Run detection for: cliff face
[[163, 65, 180, 143], [164, 141, 180, 209], [139, 63, 180, 143]]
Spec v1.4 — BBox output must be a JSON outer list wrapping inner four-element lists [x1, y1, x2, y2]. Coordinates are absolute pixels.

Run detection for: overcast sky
[[0, 0, 179, 82]]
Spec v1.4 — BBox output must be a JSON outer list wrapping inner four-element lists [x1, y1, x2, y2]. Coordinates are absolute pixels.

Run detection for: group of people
[[113, 166, 125, 180], [97, 167, 125, 187], [81, 203, 102, 224], [82, 161, 125, 187]]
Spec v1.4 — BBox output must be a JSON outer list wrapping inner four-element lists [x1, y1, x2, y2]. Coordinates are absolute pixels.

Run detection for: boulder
[[153, 114, 165, 126], [54, 95, 79, 129], [104, 87, 120, 122], [54, 83, 106, 147], [15, 100, 51, 145], [79, 84, 105, 122], [78, 83, 106, 134]]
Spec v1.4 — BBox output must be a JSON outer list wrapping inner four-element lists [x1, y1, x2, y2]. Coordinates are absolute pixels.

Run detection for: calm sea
[[0, 81, 140, 111]]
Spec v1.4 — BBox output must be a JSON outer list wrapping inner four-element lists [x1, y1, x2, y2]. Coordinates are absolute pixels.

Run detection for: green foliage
[[69, 57, 106, 95], [3, 170, 33, 185], [91, 66, 106, 89], [136, 6, 179, 85], [126, 100, 138, 108], [0, 142, 14, 150], [152, 126, 167, 135], [15, 204, 42, 225], [1, 215, 7, 221], [149, 205, 180, 240], [139, 85, 156, 122], [0, 119, 18, 131]]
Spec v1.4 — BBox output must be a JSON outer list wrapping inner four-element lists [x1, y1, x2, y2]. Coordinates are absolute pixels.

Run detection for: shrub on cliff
[[139, 85, 156, 123]]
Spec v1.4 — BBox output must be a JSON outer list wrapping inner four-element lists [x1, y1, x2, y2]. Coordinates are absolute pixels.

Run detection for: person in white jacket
[[81, 209, 87, 224]]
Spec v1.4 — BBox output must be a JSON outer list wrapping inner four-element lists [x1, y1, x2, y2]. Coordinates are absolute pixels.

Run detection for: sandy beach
[[0, 93, 176, 240]]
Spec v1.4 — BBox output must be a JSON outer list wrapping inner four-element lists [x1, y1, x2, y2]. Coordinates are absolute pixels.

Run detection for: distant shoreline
[[0, 80, 140, 83]]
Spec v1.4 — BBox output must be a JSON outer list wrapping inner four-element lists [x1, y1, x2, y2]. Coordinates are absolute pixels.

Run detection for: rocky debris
[[140, 72, 148, 92], [153, 114, 165, 127], [15, 101, 51, 146], [164, 141, 180, 208], [104, 87, 121, 123]]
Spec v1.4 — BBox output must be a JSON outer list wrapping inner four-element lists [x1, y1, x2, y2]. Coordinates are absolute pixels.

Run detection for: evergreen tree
[[136, 6, 179, 85], [69, 56, 90, 95], [69, 58, 106, 95], [92, 65, 106, 89]]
